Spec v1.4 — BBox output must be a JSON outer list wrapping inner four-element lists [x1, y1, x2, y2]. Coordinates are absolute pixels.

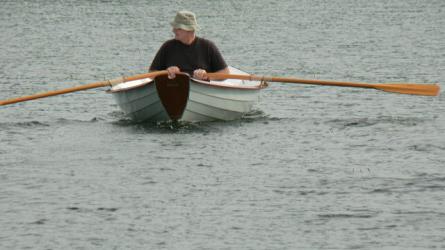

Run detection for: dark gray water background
[[1, 1, 444, 249]]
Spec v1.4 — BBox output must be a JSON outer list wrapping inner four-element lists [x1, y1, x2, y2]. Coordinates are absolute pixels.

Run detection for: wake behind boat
[[109, 67, 268, 122]]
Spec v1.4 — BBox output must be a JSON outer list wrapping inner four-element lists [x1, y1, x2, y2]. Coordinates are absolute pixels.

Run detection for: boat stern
[[155, 73, 190, 121]]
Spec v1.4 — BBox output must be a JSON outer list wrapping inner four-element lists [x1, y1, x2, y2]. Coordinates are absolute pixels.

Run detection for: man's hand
[[193, 69, 208, 80], [167, 66, 181, 79]]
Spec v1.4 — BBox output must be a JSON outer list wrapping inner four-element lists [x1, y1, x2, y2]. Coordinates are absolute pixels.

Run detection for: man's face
[[173, 28, 193, 44]]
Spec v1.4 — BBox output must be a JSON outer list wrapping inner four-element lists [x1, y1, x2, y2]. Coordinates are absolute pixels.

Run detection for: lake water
[[1, 0, 444, 249]]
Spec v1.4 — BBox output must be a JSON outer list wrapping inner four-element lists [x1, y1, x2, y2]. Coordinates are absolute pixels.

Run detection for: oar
[[0, 71, 167, 106], [207, 73, 440, 96]]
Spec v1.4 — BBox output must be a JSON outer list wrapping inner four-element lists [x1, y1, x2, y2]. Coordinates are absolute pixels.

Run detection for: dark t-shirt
[[149, 37, 228, 75]]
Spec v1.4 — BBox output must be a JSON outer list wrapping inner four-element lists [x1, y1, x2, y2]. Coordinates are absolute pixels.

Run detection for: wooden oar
[[0, 71, 167, 106], [208, 73, 440, 96]]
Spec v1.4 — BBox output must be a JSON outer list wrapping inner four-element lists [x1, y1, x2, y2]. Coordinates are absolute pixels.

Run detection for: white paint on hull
[[110, 67, 265, 122]]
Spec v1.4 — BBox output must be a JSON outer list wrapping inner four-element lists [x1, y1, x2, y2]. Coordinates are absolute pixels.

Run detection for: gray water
[[1, 1, 444, 249]]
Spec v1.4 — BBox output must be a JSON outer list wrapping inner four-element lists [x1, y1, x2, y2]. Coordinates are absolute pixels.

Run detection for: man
[[149, 10, 230, 80]]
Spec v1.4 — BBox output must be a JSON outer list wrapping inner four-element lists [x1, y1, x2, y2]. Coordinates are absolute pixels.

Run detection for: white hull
[[110, 67, 266, 122]]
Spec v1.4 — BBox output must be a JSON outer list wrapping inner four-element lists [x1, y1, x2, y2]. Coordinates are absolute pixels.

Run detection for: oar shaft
[[208, 73, 440, 96], [208, 73, 377, 87], [0, 81, 110, 106], [266, 76, 377, 89], [122, 70, 167, 82], [0, 70, 168, 106]]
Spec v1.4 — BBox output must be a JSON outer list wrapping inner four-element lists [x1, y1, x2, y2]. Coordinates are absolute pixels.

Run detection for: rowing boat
[[109, 67, 267, 122], [0, 66, 438, 111]]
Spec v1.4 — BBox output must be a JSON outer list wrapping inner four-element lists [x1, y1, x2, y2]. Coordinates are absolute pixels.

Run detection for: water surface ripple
[[1, 1, 444, 249]]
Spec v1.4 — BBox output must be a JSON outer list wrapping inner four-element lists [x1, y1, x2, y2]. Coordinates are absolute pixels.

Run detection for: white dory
[[109, 66, 267, 122]]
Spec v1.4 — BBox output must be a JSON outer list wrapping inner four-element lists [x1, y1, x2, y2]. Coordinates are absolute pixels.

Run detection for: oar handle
[[0, 70, 168, 106], [208, 73, 440, 96]]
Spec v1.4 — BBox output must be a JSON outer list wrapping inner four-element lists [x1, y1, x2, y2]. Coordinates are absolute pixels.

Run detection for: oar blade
[[376, 83, 440, 96]]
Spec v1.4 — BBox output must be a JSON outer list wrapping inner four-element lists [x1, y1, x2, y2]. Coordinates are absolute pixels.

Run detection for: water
[[1, 0, 444, 249]]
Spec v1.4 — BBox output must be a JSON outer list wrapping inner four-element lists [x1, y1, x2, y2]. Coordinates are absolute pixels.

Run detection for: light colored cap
[[170, 10, 199, 31]]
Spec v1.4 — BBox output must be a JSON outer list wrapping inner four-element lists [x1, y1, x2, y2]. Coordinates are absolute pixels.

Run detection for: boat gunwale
[[109, 76, 266, 93], [192, 78, 267, 90], [108, 78, 155, 93]]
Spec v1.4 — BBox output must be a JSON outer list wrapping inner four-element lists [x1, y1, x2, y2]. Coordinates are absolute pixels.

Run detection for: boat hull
[[110, 67, 265, 122]]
